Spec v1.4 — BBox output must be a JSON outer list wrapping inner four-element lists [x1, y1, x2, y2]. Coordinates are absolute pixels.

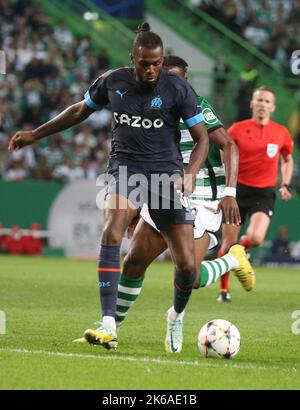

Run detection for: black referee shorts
[[236, 182, 276, 225]]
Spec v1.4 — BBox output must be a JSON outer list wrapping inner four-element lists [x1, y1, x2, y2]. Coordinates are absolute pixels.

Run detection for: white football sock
[[102, 315, 116, 331], [168, 306, 185, 321]]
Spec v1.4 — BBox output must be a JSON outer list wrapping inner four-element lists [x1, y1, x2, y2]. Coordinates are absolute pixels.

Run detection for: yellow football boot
[[229, 244, 256, 291], [83, 323, 118, 350]]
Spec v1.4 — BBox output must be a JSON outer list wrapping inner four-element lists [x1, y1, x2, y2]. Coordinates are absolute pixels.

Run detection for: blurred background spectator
[[0, 222, 5, 252], [236, 63, 259, 120], [213, 53, 230, 112], [263, 226, 297, 264], [3, 225, 24, 255], [22, 222, 43, 256]]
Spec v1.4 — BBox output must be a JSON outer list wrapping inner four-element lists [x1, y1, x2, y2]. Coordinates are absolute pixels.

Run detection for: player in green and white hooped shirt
[[115, 57, 255, 351], [180, 96, 226, 202]]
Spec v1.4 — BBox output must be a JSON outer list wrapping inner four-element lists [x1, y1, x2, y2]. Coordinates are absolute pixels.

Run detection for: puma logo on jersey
[[113, 112, 164, 128], [115, 89, 127, 99]]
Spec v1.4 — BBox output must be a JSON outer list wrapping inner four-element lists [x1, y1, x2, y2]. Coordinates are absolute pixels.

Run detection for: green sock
[[199, 255, 236, 287], [115, 274, 144, 328]]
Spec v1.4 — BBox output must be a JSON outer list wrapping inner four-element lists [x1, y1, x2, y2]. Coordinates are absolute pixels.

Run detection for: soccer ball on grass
[[197, 319, 241, 359]]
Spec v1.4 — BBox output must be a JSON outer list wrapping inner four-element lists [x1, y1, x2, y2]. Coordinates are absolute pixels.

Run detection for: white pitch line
[[0, 348, 298, 373]]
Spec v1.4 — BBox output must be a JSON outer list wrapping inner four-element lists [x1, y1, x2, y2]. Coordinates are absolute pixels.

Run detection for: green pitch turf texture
[[0, 255, 299, 390]]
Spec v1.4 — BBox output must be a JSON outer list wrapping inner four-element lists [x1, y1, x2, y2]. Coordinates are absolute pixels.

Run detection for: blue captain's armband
[[184, 113, 204, 128], [84, 91, 102, 110]]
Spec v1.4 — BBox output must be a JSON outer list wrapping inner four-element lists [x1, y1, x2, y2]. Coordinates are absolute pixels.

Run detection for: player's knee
[[101, 224, 124, 245], [175, 259, 195, 276]]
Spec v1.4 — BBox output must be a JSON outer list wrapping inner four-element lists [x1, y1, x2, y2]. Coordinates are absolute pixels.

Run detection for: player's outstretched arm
[[184, 122, 209, 195], [279, 154, 294, 201], [8, 101, 94, 152], [209, 127, 241, 225]]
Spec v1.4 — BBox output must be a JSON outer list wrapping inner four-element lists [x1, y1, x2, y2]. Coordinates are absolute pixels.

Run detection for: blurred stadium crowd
[[0, 0, 112, 182], [189, 0, 300, 73]]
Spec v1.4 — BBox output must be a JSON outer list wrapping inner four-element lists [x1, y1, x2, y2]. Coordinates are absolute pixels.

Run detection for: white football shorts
[[140, 198, 222, 250]]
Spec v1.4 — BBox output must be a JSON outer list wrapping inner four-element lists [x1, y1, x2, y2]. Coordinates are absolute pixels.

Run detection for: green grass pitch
[[0, 255, 299, 390]]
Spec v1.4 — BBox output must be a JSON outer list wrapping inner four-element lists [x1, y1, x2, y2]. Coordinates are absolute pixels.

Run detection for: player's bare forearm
[[185, 122, 209, 181], [279, 154, 294, 200], [8, 101, 94, 152], [208, 127, 240, 224], [280, 154, 293, 186], [33, 101, 93, 140], [210, 127, 239, 188]]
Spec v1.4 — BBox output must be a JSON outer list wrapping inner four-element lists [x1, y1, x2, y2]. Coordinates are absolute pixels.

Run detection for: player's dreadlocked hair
[[133, 22, 163, 52], [163, 56, 188, 73]]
